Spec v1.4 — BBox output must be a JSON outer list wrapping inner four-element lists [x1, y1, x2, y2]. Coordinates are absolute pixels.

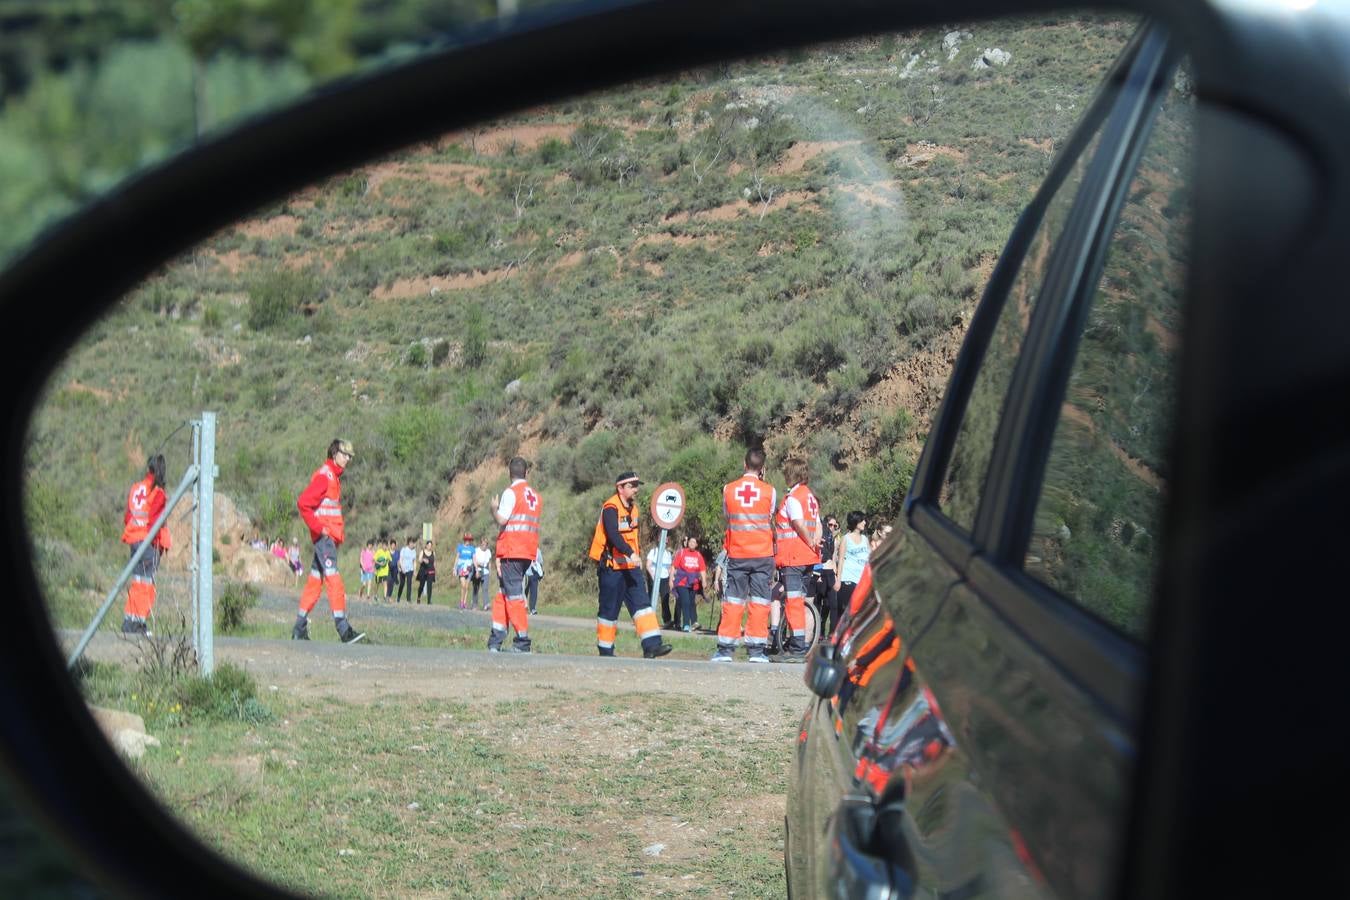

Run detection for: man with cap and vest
[[488, 456, 540, 653], [588, 471, 673, 659], [773, 456, 822, 662], [292, 439, 365, 643], [712, 448, 779, 663], [121, 453, 172, 635]]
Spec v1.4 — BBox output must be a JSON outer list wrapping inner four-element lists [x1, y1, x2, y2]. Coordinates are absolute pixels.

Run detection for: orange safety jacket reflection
[[723, 476, 775, 558], [121, 474, 171, 550], [496, 480, 542, 560], [588, 494, 642, 569], [774, 483, 820, 567]]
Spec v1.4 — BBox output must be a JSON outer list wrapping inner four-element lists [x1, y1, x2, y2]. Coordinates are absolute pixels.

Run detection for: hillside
[[25, 16, 1137, 624]]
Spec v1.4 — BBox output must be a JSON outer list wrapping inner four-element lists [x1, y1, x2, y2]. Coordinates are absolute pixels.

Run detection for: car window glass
[[939, 127, 1103, 530], [1023, 69, 1192, 638]]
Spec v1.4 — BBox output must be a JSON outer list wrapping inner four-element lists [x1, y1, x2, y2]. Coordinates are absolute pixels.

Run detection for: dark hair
[[745, 447, 766, 471], [508, 456, 529, 479], [846, 510, 867, 531], [146, 453, 166, 488]]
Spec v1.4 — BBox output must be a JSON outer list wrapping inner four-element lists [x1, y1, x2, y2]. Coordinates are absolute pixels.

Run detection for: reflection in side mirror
[[807, 640, 847, 698], [829, 795, 916, 900]]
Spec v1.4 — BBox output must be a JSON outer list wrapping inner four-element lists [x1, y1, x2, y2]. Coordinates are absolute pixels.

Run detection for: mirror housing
[[806, 639, 847, 699]]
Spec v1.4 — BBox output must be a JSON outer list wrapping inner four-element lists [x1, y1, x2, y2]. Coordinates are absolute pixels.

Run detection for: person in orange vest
[[588, 471, 673, 659], [487, 456, 541, 653], [712, 448, 779, 663], [291, 439, 365, 643], [773, 456, 822, 663], [120, 453, 171, 635]]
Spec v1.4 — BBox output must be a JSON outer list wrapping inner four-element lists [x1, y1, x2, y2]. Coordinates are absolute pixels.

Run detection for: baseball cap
[[335, 439, 355, 457], [615, 471, 643, 487]]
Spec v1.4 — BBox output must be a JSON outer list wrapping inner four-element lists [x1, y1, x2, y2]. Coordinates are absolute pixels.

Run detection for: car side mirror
[[807, 639, 847, 698]]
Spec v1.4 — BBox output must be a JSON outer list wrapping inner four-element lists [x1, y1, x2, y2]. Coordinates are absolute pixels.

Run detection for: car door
[[828, 23, 1188, 899]]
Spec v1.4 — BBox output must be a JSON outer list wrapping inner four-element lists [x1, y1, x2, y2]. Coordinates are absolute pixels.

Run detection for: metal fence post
[[196, 412, 216, 675]]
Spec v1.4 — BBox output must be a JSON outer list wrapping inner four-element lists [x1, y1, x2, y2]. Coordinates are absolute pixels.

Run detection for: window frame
[[904, 23, 1181, 721]]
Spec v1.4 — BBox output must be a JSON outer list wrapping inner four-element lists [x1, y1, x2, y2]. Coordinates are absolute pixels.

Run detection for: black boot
[[336, 618, 365, 644], [291, 616, 310, 640]]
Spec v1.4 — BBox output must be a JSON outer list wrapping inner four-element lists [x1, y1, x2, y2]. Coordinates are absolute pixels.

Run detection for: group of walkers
[[118, 438, 877, 658], [450, 536, 544, 614], [357, 536, 439, 603]]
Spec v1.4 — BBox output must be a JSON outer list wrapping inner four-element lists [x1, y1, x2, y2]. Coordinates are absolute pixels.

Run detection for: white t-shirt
[[496, 479, 525, 520], [398, 546, 416, 573], [472, 546, 492, 569], [646, 546, 673, 579]]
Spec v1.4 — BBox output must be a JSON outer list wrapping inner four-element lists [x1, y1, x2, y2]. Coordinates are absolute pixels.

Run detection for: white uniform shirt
[[496, 479, 525, 521], [646, 546, 673, 579]]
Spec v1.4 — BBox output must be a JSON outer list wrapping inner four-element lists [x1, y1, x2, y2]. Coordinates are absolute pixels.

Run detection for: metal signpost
[[67, 411, 219, 675], [647, 483, 686, 614]]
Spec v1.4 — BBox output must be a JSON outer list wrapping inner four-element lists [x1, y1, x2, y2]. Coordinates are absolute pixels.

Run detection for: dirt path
[[69, 628, 808, 711]]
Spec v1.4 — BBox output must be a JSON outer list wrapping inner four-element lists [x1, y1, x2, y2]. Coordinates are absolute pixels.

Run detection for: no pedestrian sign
[[651, 482, 685, 530]]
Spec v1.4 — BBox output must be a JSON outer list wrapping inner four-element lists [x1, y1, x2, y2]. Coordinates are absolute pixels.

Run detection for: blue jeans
[[676, 585, 697, 628]]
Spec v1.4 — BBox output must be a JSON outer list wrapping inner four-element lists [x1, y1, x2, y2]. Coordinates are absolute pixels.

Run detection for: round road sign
[[650, 482, 686, 530]]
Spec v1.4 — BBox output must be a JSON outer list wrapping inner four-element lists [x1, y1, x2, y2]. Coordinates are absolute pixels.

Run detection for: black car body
[[1, 0, 1348, 897], [788, 5, 1350, 898]]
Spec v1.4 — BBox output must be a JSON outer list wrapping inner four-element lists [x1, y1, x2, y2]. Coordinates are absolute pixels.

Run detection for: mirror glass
[[23, 13, 1146, 893]]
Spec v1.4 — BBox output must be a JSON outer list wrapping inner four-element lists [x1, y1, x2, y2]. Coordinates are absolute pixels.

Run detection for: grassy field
[[78, 655, 800, 898]]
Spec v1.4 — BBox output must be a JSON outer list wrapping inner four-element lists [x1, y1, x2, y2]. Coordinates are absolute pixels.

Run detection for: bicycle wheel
[[803, 600, 821, 651]]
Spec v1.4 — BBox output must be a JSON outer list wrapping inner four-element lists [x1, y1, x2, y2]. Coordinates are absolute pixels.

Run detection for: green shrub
[[174, 663, 273, 725], [407, 342, 427, 367], [216, 581, 260, 634], [537, 137, 567, 165], [462, 303, 488, 369], [247, 269, 307, 331]]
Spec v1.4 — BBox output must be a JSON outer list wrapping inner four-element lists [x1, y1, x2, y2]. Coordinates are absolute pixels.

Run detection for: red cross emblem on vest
[[131, 485, 148, 510], [807, 494, 818, 518], [524, 488, 538, 511], [735, 481, 761, 506]]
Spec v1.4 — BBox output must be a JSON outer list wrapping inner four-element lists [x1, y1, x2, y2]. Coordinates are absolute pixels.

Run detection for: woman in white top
[[833, 510, 871, 627], [472, 540, 493, 610]]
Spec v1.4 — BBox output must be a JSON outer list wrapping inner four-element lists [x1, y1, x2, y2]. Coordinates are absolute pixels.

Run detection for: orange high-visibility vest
[[775, 483, 821, 567], [121, 473, 170, 548], [312, 462, 345, 544], [496, 480, 542, 560], [588, 494, 641, 569], [723, 476, 775, 559]]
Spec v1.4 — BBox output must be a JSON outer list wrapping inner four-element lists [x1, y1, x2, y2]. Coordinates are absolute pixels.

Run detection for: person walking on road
[[359, 539, 376, 599], [526, 548, 544, 615], [472, 539, 492, 610], [291, 439, 365, 643], [416, 540, 437, 604], [396, 536, 416, 602], [120, 454, 171, 636], [647, 541, 675, 629], [672, 536, 707, 632], [455, 533, 475, 609], [834, 510, 872, 621], [373, 539, 393, 603], [817, 516, 841, 635], [772, 457, 822, 663], [487, 456, 541, 653], [588, 472, 672, 659], [712, 448, 778, 663]]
